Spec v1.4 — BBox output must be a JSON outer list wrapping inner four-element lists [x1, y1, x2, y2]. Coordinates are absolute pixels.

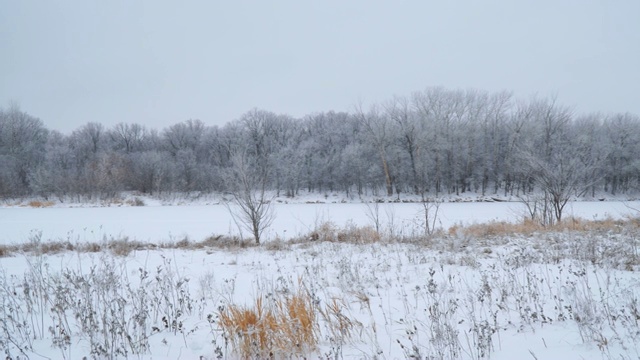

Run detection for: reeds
[[449, 216, 639, 238], [218, 289, 319, 358]]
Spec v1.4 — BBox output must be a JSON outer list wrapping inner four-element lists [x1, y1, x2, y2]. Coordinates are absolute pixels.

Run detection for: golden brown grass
[[27, 200, 55, 208], [449, 216, 640, 239], [2, 216, 637, 258], [218, 289, 319, 358]]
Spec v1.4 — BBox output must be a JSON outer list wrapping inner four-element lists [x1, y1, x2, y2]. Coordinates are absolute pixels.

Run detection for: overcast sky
[[1, 1, 639, 133]]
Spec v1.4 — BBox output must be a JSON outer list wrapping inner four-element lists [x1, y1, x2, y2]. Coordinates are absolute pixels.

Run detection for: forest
[[1, 87, 639, 201]]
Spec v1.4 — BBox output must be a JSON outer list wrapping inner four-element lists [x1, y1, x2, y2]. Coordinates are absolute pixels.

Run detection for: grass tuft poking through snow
[[218, 287, 321, 358]]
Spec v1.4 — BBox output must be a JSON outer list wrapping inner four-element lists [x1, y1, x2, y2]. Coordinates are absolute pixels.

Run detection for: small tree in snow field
[[224, 150, 274, 245]]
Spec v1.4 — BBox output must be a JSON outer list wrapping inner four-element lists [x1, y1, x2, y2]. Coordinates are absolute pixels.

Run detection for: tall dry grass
[[307, 222, 381, 244], [218, 289, 319, 358], [448, 216, 640, 238], [2, 216, 638, 259], [27, 200, 55, 208]]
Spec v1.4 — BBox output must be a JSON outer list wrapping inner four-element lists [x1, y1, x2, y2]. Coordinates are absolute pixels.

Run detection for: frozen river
[[1, 201, 638, 244]]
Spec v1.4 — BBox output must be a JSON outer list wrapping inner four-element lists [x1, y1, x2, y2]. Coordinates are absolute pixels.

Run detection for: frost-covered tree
[[603, 113, 640, 194], [297, 111, 356, 193], [477, 91, 512, 195], [161, 119, 209, 191], [224, 147, 274, 244], [162, 119, 205, 156], [385, 95, 423, 194], [517, 98, 604, 224], [2, 87, 640, 200], [128, 151, 172, 195], [108, 123, 148, 153], [0, 103, 48, 197], [355, 103, 398, 196]]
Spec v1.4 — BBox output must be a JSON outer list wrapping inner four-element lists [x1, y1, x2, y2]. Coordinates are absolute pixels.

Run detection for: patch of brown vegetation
[[450, 216, 640, 239], [27, 200, 55, 208], [19, 240, 73, 255], [218, 289, 319, 358], [107, 239, 150, 256], [80, 242, 102, 253], [174, 237, 191, 249], [0, 245, 12, 257]]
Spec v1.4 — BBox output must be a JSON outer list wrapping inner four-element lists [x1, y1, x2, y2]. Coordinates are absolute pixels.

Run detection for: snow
[[1, 199, 638, 244], [1, 198, 639, 359]]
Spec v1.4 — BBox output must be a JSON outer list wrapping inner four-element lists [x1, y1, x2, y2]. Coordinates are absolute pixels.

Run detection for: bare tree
[[108, 123, 147, 153], [516, 192, 556, 227], [364, 200, 382, 235], [355, 103, 396, 196], [514, 97, 605, 225], [224, 149, 275, 244], [603, 113, 640, 194], [412, 87, 463, 195], [420, 196, 442, 237], [72, 122, 105, 155], [385, 95, 422, 194], [519, 141, 604, 225], [478, 91, 512, 195], [162, 119, 205, 156], [0, 103, 48, 196], [128, 151, 171, 195]]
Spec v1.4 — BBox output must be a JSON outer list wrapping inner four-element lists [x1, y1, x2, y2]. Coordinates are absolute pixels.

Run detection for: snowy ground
[[1, 196, 639, 359], [1, 194, 638, 244]]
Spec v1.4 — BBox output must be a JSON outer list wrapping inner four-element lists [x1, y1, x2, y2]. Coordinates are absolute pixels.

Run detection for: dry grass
[[19, 240, 73, 255], [79, 242, 102, 253], [0, 234, 256, 258], [3, 216, 637, 258], [0, 238, 155, 258], [450, 216, 640, 239], [106, 239, 151, 256], [218, 289, 319, 358], [307, 222, 381, 244], [277, 291, 318, 351], [174, 237, 191, 249], [192, 235, 257, 250], [319, 297, 358, 341], [125, 197, 146, 206], [101, 196, 144, 207], [27, 200, 55, 208], [263, 238, 290, 251], [0, 245, 13, 257]]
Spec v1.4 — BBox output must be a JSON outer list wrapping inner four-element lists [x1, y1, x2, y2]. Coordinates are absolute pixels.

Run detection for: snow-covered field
[[1, 199, 639, 359], [1, 199, 637, 244]]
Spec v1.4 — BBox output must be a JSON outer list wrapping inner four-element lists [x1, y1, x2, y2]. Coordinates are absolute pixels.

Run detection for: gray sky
[[1, 1, 639, 133]]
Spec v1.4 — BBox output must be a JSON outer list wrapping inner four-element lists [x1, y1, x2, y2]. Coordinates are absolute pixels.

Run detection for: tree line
[[1, 87, 639, 202]]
